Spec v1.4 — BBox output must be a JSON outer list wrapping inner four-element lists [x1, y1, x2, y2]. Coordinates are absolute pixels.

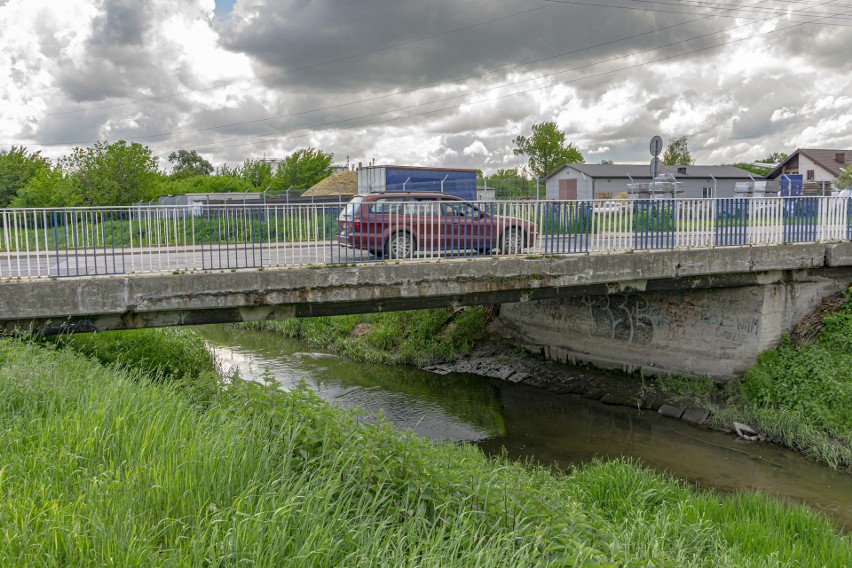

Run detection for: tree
[[484, 168, 534, 199], [237, 158, 274, 188], [10, 166, 69, 208], [168, 149, 213, 179], [758, 152, 788, 164], [274, 148, 334, 190], [60, 140, 161, 206], [151, 174, 254, 199], [0, 146, 50, 207], [837, 164, 852, 190], [600, 159, 614, 165], [726, 162, 771, 176], [512, 121, 584, 179], [661, 136, 695, 166]]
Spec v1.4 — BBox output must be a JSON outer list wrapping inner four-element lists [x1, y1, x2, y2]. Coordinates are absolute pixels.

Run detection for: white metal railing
[[0, 197, 849, 279]]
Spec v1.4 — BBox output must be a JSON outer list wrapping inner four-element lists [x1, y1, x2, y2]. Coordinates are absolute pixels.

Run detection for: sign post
[[649, 136, 663, 198]]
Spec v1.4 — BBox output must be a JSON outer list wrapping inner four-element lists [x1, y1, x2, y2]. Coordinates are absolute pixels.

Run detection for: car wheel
[[500, 228, 525, 254], [386, 232, 415, 259]]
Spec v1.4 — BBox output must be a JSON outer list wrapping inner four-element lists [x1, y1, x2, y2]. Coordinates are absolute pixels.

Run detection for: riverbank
[[241, 299, 852, 471], [1, 334, 849, 565]]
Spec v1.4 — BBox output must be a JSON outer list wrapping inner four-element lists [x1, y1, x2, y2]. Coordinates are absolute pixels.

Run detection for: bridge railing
[[0, 197, 849, 278]]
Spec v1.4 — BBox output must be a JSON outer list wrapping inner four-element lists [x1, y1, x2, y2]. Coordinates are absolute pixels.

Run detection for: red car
[[337, 192, 536, 258]]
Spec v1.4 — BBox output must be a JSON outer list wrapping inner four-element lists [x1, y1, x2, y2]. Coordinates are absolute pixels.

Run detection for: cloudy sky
[[1, 0, 851, 173]]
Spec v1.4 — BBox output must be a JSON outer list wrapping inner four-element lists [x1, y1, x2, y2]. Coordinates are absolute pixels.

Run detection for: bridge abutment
[[492, 268, 852, 379]]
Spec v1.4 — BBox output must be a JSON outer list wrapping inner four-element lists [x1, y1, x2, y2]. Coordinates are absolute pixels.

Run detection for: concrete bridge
[[2, 242, 851, 378]]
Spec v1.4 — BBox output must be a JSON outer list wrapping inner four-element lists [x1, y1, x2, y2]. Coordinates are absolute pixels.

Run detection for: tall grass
[[242, 307, 487, 366], [0, 339, 848, 566]]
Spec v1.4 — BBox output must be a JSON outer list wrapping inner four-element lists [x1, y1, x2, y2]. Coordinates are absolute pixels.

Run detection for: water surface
[[200, 325, 852, 532]]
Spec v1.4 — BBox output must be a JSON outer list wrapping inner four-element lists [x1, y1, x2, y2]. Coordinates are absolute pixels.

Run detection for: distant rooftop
[[545, 163, 757, 181]]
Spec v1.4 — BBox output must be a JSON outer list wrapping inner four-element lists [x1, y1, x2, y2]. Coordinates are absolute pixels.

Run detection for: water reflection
[[202, 325, 504, 442], [200, 325, 852, 532]]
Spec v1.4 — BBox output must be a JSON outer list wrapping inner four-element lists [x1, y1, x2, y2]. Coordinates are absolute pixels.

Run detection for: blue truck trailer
[[357, 165, 477, 200]]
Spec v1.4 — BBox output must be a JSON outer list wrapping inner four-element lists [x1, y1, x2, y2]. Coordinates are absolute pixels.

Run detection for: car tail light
[[352, 220, 361, 230]]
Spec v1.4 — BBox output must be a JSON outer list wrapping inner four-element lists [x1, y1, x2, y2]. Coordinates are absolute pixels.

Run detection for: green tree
[[60, 140, 161, 206], [726, 162, 771, 176], [237, 158, 274, 188], [0, 146, 51, 207], [512, 121, 584, 179], [600, 159, 614, 165], [661, 136, 695, 166], [485, 168, 534, 199], [151, 175, 254, 199], [10, 166, 70, 208], [168, 149, 213, 179], [758, 152, 788, 164], [836, 164, 852, 190], [274, 148, 334, 190]]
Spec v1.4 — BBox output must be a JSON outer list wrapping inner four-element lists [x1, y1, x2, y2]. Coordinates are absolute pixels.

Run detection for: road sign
[[650, 157, 661, 178], [650, 135, 663, 157]]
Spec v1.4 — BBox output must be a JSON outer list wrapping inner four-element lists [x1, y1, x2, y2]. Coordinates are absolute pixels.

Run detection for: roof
[[359, 165, 477, 173], [302, 171, 358, 197], [358, 191, 463, 201], [766, 149, 852, 179], [544, 163, 756, 181]]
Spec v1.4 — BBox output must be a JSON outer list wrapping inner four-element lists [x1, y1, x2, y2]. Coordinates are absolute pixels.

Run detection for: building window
[[806, 170, 815, 181], [702, 187, 713, 198]]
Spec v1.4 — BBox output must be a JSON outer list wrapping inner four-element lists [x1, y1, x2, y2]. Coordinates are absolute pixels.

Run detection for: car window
[[408, 199, 442, 217], [442, 202, 478, 217], [370, 198, 407, 215]]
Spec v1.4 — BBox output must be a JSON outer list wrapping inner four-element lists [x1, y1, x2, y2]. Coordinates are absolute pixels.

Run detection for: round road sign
[[650, 156, 661, 178], [650, 135, 663, 157]]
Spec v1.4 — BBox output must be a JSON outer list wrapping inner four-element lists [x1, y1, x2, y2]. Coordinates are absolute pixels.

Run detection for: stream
[[199, 325, 852, 532]]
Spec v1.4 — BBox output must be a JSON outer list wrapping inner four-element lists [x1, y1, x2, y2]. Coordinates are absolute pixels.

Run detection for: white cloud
[[0, 0, 850, 170], [462, 140, 488, 157]]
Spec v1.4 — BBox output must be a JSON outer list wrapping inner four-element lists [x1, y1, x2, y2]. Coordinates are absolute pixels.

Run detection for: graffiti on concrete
[[579, 293, 761, 347], [582, 294, 655, 344]]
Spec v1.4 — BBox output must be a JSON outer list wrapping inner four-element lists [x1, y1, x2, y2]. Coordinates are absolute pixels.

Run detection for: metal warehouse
[[544, 164, 757, 200]]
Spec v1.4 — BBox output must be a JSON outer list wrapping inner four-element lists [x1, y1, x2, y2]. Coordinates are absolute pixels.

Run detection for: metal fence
[[1, 197, 850, 279]]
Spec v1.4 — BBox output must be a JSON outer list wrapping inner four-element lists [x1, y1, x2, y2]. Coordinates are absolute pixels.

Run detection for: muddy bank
[[424, 340, 719, 430]]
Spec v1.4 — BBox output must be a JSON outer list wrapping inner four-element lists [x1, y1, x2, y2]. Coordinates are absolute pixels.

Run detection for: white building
[[544, 164, 757, 200], [765, 148, 851, 194]]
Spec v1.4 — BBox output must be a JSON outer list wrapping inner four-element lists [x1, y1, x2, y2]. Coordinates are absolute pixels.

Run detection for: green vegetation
[[513, 120, 584, 179], [51, 327, 219, 383], [658, 292, 852, 469], [1, 334, 848, 566], [242, 307, 488, 367], [661, 135, 695, 166], [0, 146, 50, 207], [6, 144, 335, 208], [837, 164, 852, 190]]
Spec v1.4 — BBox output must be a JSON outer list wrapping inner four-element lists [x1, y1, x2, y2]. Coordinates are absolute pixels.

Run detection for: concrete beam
[[2, 242, 851, 335]]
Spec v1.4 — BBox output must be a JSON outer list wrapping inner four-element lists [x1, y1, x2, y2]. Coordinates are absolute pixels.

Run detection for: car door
[[441, 200, 487, 253], [408, 199, 442, 251]]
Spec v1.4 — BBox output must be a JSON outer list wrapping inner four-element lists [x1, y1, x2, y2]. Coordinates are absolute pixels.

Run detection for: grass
[[655, 291, 852, 470], [241, 307, 488, 367], [0, 337, 849, 566]]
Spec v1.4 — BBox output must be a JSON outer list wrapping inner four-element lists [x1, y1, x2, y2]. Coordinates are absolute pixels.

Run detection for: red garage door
[[559, 179, 577, 201]]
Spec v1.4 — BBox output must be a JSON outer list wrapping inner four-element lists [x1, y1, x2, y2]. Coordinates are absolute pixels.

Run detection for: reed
[[1, 338, 848, 566]]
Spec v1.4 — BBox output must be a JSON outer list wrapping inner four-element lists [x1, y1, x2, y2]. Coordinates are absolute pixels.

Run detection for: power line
[[19, 0, 848, 152], [627, 0, 852, 18], [47, 13, 722, 144], [46, 3, 556, 117], [546, 0, 852, 21], [156, 0, 842, 154], [35, 0, 839, 146]]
